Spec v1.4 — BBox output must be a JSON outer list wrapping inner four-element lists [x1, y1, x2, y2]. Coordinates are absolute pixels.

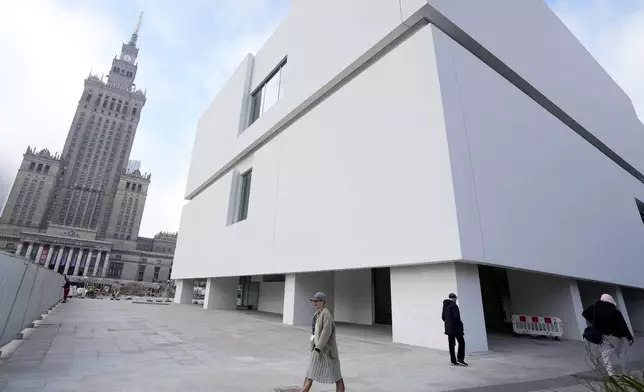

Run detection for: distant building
[[0, 13, 175, 285]]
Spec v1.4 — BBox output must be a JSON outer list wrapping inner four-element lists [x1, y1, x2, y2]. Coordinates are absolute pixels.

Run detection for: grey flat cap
[[310, 292, 327, 301]]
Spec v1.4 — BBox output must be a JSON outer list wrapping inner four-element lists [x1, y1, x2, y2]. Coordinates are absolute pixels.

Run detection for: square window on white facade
[[248, 59, 286, 127], [231, 169, 253, 224]]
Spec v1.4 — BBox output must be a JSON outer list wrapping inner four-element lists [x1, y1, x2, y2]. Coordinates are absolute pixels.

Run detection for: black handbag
[[583, 308, 603, 345]]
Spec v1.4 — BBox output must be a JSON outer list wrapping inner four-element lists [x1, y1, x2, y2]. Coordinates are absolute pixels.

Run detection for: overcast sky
[[0, 0, 642, 237]]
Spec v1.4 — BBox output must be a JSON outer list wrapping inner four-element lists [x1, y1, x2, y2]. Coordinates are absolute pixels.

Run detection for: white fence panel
[[0, 250, 64, 346], [512, 314, 564, 338]]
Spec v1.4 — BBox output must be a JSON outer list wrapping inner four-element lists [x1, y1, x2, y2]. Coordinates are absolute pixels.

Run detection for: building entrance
[[373, 267, 392, 325], [238, 276, 259, 310], [478, 265, 513, 333]]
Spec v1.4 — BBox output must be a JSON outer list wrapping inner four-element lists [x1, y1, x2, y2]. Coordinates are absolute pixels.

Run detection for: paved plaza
[[1, 299, 643, 391]]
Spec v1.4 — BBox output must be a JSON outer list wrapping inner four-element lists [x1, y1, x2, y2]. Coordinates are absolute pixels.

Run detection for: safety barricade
[[511, 314, 564, 339]]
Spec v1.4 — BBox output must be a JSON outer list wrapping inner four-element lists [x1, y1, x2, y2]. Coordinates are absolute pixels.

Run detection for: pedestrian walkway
[[0, 299, 641, 391]]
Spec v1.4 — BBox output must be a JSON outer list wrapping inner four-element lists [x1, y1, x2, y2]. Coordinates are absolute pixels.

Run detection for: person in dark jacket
[[582, 293, 634, 376], [442, 293, 467, 366], [62, 275, 71, 303]]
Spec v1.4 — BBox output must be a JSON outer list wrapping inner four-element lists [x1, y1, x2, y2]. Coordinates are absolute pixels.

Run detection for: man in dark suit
[[442, 292, 468, 366]]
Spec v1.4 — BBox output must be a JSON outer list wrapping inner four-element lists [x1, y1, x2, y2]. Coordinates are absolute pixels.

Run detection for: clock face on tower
[[123, 54, 133, 62]]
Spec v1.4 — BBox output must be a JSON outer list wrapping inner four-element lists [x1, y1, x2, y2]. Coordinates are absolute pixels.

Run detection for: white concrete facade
[[204, 277, 238, 310], [391, 263, 488, 352], [257, 281, 285, 314], [174, 278, 194, 304], [173, 0, 644, 351], [283, 272, 334, 326], [334, 269, 373, 325], [507, 270, 587, 341]]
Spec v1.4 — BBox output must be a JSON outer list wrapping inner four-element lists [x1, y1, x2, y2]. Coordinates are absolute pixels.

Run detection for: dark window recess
[[36, 163, 43, 172], [153, 266, 160, 281], [137, 264, 145, 281], [236, 169, 252, 222], [263, 274, 286, 282], [107, 262, 124, 278], [249, 89, 263, 125], [28, 162, 35, 171], [43, 165, 50, 174]]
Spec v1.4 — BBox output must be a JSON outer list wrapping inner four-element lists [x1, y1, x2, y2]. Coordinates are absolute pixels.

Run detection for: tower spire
[[129, 10, 144, 45]]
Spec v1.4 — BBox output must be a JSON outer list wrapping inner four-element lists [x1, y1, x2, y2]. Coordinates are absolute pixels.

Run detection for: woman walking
[[582, 293, 634, 376], [301, 292, 345, 392]]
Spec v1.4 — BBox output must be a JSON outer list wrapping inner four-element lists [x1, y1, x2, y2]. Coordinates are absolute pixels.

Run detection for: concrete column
[[174, 279, 195, 304], [82, 249, 91, 277], [24, 242, 34, 260], [63, 248, 75, 275], [63, 247, 74, 275], [101, 252, 111, 277], [44, 245, 54, 267], [72, 248, 82, 276], [334, 269, 373, 325], [15, 242, 23, 256], [54, 247, 65, 272], [507, 270, 586, 341], [567, 280, 589, 340], [614, 287, 633, 336], [34, 244, 45, 264], [204, 277, 239, 310], [391, 262, 488, 352], [92, 251, 102, 276], [283, 271, 334, 326]]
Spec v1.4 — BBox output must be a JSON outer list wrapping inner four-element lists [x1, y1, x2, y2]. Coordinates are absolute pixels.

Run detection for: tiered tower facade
[[0, 14, 175, 286], [48, 20, 147, 239], [2, 14, 149, 241], [0, 147, 62, 228]]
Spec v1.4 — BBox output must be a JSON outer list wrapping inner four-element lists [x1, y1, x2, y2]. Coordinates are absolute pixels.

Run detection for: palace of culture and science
[[0, 15, 176, 285]]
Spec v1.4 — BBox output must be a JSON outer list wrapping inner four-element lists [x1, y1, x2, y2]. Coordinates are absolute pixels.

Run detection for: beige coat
[[311, 308, 339, 359]]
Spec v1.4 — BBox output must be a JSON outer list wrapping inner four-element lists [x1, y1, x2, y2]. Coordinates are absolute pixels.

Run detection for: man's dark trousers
[[448, 334, 465, 363]]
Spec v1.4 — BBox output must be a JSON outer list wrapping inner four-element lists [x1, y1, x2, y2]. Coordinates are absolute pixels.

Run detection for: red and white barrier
[[511, 315, 564, 338]]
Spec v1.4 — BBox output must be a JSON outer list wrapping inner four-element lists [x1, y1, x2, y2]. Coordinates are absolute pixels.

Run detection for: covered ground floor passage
[[174, 262, 644, 352]]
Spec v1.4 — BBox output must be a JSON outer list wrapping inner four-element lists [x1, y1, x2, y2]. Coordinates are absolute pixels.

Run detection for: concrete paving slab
[[1, 299, 643, 391]]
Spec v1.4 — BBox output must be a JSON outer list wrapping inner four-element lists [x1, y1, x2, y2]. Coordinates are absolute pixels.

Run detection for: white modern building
[[172, 0, 644, 352]]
